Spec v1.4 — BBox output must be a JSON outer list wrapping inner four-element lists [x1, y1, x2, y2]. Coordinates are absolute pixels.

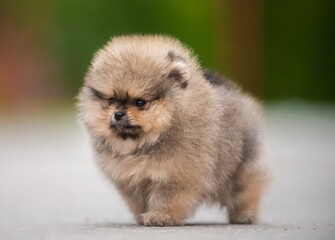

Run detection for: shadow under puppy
[[78, 35, 269, 226]]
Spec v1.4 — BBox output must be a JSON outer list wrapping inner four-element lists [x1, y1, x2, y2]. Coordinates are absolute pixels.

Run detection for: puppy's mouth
[[110, 123, 143, 140]]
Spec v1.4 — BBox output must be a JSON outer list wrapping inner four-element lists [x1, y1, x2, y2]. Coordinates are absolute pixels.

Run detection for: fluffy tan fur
[[78, 35, 269, 226]]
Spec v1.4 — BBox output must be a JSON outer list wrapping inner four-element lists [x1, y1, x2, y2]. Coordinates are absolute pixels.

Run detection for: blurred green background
[[0, 0, 334, 112]]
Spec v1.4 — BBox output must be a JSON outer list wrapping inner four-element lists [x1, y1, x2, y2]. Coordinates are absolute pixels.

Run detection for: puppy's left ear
[[166, 51, 190, 89]]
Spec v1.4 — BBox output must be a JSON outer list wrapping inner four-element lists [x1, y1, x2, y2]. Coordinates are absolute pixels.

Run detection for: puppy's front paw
[[141, 211, 181, 227], [135, 214, 144, 225]]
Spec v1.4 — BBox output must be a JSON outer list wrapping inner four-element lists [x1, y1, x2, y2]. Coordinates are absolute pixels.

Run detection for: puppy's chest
[[99, 152, 172, 183]]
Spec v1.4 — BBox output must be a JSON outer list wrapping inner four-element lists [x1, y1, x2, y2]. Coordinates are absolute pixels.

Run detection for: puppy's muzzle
[[114, 111, 126, 121], [111, 112, 133, 128]]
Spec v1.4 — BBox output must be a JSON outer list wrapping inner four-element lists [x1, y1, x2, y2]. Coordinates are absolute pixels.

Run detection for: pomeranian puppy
[[78, 35, 269, 226]]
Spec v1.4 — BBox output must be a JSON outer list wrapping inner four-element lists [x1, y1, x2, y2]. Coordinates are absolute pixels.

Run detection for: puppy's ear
[[166, 51, 190, 89]]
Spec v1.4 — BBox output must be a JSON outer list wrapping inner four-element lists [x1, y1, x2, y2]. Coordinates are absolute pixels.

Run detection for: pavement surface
[[1, 101, 335, 239]]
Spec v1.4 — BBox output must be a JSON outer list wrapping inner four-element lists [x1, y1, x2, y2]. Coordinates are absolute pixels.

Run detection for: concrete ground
[[1, 101, 335, 239]]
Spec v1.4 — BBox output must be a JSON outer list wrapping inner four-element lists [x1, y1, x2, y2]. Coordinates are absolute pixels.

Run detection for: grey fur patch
[[203, 69, 237, 90]]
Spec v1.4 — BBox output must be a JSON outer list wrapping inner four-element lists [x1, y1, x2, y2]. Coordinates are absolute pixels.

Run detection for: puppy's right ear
[[166, 51, 190, 89]]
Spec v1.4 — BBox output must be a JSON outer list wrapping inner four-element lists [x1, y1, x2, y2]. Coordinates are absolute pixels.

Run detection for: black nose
[[114, 111, 126, 121]]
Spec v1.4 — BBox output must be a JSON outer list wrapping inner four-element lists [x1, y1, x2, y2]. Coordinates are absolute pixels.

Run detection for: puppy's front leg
[[141, 183, 198, 226], [115, 181, 149, 225]]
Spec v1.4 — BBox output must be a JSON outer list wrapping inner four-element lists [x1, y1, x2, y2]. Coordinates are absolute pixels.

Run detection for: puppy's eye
[[135, 99, 146, 108], [109, 98, 116, 104]]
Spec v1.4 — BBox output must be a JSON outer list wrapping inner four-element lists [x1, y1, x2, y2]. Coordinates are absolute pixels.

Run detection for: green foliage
[[264, 0, 335, 101]]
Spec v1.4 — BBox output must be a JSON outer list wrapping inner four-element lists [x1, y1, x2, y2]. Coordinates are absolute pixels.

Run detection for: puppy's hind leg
[[226, 161, 269, 224]]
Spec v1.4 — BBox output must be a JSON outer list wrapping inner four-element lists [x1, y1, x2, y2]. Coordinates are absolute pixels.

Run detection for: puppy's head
[[78, 35, 198, 141]]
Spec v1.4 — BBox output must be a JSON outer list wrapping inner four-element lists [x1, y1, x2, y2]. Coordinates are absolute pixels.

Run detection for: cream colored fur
[[78, 35, 270, 226]]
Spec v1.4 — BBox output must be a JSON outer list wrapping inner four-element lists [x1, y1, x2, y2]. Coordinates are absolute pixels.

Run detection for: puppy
[[78, 35, 269, 226]]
